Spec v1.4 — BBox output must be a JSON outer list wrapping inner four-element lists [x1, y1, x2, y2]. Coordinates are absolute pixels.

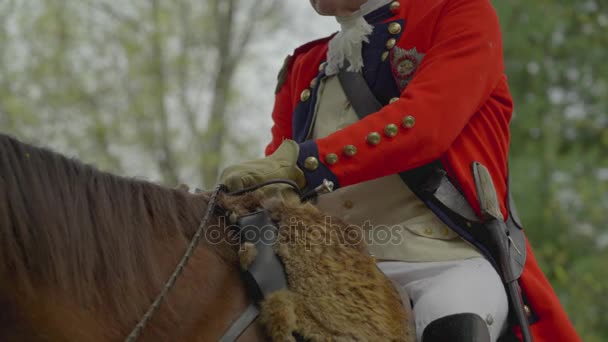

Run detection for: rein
[[124, 183, 226, 342], [124, 179, 334, 341]]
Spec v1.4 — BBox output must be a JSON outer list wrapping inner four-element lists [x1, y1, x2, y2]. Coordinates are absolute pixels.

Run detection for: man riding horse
[[220, 0, 581, 341]]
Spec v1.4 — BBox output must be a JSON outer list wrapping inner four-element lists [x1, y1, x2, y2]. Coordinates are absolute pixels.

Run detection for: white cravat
[[325, 0, 393, 76]]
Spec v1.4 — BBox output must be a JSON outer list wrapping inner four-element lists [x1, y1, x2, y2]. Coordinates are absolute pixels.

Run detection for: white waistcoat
[[310, 76, 482, 262]]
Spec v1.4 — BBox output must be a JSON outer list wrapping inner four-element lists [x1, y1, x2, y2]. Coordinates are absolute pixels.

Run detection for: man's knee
[[422, 313, 490, 342]]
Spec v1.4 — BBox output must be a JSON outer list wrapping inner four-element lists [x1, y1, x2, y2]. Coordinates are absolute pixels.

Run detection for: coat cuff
[[297, 140, 340, 191]]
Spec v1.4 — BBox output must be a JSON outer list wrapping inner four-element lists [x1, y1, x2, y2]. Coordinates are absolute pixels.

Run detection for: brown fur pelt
[[222, 190, 413, 341]]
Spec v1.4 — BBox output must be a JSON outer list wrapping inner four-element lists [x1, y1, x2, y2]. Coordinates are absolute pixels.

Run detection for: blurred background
[[0, 0, 606, 339]]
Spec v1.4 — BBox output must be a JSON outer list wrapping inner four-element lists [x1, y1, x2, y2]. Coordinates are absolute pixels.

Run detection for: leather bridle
[[124, 179, 334, 342]]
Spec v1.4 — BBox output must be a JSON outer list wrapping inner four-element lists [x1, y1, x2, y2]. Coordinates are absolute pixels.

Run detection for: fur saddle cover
[[222, 191, 413, 341]]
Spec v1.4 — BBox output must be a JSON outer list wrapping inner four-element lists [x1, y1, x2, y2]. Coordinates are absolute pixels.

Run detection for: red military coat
[[266, 0, 580, 340]]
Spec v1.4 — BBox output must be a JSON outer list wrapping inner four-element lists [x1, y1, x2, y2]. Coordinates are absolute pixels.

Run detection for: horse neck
[[0, 132, 265, 340], [2, 209, 261, 341]]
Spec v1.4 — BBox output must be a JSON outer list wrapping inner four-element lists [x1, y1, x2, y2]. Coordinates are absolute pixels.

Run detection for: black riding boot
[[422, 313, 491, 342]]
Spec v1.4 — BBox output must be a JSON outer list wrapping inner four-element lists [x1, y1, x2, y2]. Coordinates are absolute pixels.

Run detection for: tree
[[0, 0, 283, 187], [495, 0, 608, 340]]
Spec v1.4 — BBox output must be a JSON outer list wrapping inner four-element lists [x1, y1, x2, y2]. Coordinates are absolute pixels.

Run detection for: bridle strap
[[219, 303, 260, 342], [126, 178, 328, 342], [218, 209, 290, 341]]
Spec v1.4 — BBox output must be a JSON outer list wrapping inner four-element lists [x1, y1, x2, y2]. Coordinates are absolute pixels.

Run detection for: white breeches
[[378, 257, 509, 342]]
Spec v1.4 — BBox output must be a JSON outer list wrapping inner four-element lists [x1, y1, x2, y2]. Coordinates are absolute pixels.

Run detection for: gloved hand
[[219, 139, 306, 192]]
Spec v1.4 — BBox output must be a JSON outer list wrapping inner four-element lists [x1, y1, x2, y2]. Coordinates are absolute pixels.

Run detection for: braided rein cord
[[124, 184, 227, 342]]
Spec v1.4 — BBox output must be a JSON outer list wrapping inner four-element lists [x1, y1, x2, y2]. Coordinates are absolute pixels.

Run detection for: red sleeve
[[265, 56, 295, 156], [306, 0, 504, 187]]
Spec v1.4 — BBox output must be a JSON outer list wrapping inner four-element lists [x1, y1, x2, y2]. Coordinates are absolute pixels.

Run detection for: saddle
[[220, 190, 413, 341]]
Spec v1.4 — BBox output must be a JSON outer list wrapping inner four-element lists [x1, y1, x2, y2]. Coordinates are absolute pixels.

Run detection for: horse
[[0, 132, 277, 341], [0, 133, 412, 341]]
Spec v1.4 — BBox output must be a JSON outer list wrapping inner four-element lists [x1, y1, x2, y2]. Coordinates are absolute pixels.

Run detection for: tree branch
[[150, 0, 179, 185]]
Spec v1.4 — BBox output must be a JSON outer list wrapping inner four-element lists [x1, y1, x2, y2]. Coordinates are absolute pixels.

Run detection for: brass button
[[386, 38, 397, 50], [384, 124, 399, 137], [388, 22, 402, 35], [381, 51, 389, 62], [442, 227, 450, 236], [389, 97, 400, 104], [524, 305, 531, 318], [310, 78, 318, 89], [325, 153, 339, 165], [304, 156, 319, 171], [390, 1, 401, 12], [343, 200, 354, 209], [319, 62, 327, 72], [300, 89, 311, 102], [343, 144, 357, 157], [402, 115, 416, 128], [366, 132, 381, 145], [424, 227, 433, 236]]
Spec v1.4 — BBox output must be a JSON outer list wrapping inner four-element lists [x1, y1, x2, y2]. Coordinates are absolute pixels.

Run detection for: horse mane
[[0, 133, 215, 323]]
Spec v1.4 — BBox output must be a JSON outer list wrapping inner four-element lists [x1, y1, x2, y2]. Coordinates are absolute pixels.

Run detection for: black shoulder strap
[[337, 69, 476, 220], [337, 69, 383, 116]]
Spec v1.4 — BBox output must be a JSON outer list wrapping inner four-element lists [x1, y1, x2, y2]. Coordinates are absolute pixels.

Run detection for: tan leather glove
[[219, 139, 306, 192]]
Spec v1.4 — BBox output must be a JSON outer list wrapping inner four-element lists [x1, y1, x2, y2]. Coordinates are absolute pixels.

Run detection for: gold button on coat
[[300, 89, 311, 102], [310, 78, 318, 89], [389, 97, 400, 104], [386, 38, 397, 50], [381, 51, 389, 62], [524, 305, 531, 318], [343, 144, 357, 157], [367, 132, 381, 145], [390, 1, 401, 12], [384, 124, 399, 137], [402, 115, 416, 128], [304, 156, 319, 171], [388, 22, 402, 35], [325, 153, 339, 165]]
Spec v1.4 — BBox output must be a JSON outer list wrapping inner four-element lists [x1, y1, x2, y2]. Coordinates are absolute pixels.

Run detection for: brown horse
[[0, 133, 411, 341], [0, 133, 267, 341]]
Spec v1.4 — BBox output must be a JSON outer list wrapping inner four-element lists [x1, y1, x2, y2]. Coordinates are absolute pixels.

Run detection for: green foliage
[[495, 0, 608, 339], [0, 0, 284, 186]]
